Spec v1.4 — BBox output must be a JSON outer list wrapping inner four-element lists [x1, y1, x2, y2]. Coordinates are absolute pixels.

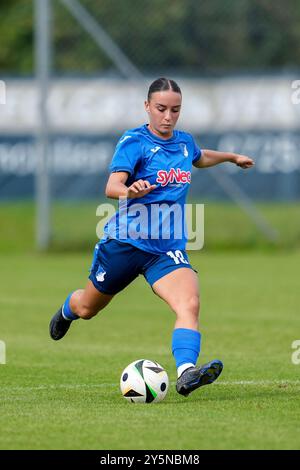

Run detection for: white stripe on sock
[[61, 305, 72, 321], [177, 363, 195, 378]]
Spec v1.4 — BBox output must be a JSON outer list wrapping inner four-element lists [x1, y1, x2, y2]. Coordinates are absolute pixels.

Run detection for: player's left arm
[[193, 149, 255, 169]]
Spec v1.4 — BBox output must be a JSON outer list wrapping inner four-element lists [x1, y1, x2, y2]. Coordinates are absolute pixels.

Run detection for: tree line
[[1, 0, 300, 75]]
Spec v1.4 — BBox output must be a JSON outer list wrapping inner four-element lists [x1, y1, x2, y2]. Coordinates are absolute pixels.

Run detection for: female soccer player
[[50, 77, 254, 396]]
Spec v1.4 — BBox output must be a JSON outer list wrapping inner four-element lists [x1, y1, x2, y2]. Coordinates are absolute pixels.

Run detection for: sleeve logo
[[118, 135, 132, 145]]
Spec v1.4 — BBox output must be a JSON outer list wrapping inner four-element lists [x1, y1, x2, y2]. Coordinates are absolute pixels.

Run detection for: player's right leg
[[49, 281, 114, 340], [49, 238, 142, 341]]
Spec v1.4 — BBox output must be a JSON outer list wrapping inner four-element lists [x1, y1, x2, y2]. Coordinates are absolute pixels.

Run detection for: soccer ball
[[120, 359, 169, 403]]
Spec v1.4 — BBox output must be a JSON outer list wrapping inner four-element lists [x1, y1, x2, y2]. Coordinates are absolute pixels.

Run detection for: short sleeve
[[109, 134, 142, 176], [191, 137, 202, 164]]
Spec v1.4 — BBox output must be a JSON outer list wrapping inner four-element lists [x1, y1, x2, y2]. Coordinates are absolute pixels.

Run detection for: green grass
[[1, 200, 300, 253], [0, 249, 300, 449]]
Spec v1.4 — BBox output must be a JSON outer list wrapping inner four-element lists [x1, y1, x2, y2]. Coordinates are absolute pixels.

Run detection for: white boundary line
[[217, 380, 300, 386], [1, 380, 300, 392]]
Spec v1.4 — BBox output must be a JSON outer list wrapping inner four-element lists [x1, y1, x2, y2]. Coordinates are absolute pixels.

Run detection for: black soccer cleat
[[176, 359, 223, 397], [49, 307, 73, 341]]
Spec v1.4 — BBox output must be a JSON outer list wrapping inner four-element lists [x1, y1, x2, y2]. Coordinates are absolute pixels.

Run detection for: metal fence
[[2, 0, 300, 76], [0, 0, 300, 248], [53, 0, 300, 76]]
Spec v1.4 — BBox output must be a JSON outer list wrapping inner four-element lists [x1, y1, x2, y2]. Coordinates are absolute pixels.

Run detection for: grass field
[[0, 202, 300, 449], [0, 200, 300, 252]]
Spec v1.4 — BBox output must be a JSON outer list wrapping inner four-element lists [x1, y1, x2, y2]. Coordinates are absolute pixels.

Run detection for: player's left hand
[[235, 155, 255, 169]]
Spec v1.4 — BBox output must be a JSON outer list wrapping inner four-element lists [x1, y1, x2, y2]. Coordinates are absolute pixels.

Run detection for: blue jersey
[[101, 124, 201, 254]]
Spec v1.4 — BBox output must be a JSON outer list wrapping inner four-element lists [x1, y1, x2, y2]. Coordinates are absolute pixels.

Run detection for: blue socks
[[62, 293, 79, 321], [172, 328, 201, 377]]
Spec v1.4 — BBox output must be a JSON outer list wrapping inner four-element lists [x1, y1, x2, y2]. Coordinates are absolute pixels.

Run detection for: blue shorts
[[88, 238, 195, 295]]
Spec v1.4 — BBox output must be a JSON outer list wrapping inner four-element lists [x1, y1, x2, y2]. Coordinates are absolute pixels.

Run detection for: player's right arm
[[106, 133, 156, 199], [105, 172, 156, 199]]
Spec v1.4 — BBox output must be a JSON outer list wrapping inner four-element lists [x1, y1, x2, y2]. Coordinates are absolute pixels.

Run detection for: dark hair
[[147, 77, 182, 101]]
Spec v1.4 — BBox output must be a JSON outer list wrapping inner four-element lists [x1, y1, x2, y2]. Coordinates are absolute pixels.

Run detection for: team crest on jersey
[[156, 168, 191, 187], [96, 267, 106, 282], [179, 143, 189, 157]]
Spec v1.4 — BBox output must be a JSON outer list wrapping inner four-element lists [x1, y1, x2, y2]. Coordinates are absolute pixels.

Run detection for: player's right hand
[[127, 179, 157, 199]]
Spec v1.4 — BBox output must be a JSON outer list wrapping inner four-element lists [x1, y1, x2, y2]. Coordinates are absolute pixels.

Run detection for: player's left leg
[[152, 267, 200, 330], [152, 267, 223, 396]]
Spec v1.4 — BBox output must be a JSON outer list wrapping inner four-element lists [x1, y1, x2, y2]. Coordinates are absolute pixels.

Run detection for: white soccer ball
[[120, 359, 169, 403]]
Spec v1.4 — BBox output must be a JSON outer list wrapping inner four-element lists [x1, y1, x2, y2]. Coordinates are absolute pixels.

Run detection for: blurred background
[[0, 0, 300, 251], [1, 0, 300, 451]]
